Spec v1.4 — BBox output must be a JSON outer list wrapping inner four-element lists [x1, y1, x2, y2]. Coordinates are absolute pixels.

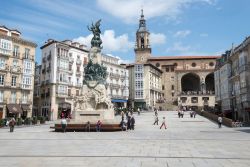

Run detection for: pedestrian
[[190, 111, 193, 118], [181, 110, 184, 118], [155, 109, 158, 116], [9, 118, 16, 132], [121, 111, 124, 121], [61, 117, 67, 133], [96, 120, 102, 132], [131, 116, 135, 130], [218, 116, 222, 128], [127, 115, 131, 130], [193, 111, 196, 118], [178, 110, 181, 118], [85, 121, 91, 132], [153, 115, 159, 125], [137, 108, 140, 115], [160, 117, 167, 129]]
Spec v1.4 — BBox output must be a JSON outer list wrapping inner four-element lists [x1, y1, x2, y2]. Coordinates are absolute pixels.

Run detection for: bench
[[51, 123, 122, 132]]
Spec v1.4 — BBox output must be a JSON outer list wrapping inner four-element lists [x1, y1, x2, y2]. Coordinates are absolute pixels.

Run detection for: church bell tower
[[135, 9, 151, 63]]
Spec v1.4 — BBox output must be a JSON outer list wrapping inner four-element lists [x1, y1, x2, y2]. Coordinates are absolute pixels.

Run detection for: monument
[[73, 19, 115, 123]]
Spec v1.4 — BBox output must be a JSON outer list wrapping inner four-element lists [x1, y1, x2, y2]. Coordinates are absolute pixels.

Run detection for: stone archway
[[181, 73, 200, 92], [205, 73, 215, 92]]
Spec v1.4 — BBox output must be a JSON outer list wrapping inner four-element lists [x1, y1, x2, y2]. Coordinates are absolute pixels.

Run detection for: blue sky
[[0, 0, 249, 63]]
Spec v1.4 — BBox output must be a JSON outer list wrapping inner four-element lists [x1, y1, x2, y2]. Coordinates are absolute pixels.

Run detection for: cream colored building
[[128, 10, 219, 111], [0, 26, 37, 119]]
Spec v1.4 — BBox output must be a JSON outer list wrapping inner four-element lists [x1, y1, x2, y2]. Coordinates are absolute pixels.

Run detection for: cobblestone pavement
[[0, 111, 250, 167]]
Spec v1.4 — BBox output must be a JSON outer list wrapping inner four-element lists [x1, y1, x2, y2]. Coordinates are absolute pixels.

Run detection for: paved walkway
[[0, 111, 250, 167]]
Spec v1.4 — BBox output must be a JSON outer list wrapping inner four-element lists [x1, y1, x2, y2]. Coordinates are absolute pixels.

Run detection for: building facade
[[101, 54, 129, 108], [128, 11, 218, 111], [0, 26, 37, 119], [34, 39, 129, 120], [215, 37, 250, 122]]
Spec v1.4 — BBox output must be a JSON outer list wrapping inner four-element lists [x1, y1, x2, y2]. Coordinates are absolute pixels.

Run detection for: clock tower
[[135, 9, 151, 63]]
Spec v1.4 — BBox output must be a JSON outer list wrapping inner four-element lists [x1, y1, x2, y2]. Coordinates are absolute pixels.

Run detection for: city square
[[0, 111, 250, 167], [1, 0, 250, 166]]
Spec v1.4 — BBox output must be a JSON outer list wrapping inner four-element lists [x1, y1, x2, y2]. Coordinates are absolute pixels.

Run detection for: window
[[170, 66, 174, 72], [13, 45, 19, 57], [68, 89, 71, 96], [11, 76, 17, 86], [165, 67, 169, 72], [162, 85, 165, 90], [13, 59, 18, 67], [69, 64, 72, 71], [77, 66, 80, 72], [0, 58, 5, 69], [76, 90, 79, 96], [24, 48, 30, 59], [209, 62, 214, 67], [23, 61, 32, 74], [172, 93, 174, 97], [22, 92, 28, 103], [0, 39, 12, 55], [0, 75, 4, 85], [173, 63, 177, 66], [171, 85, 174, 90], [192, 62, 196, 67], [84, 57, 88, 64], [156, 63, 160, 67], [171, 76, 174, 82], [11, 92, 16, 103], [0, 91, 3, 102]]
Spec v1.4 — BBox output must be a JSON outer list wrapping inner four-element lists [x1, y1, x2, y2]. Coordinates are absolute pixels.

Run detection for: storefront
[[6, 104, 23, 118]]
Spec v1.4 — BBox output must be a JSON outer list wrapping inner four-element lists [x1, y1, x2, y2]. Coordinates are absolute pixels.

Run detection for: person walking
[[137, 108, 140, 115], [218, 116, 222, 128], [96, 120, 102, 132], [127, 115, 131, 130], [181, 110, 184, 118], [61, 117, 67, 133], [193, 111, 196, 118], [9, 118, 16, 132], [131, 116, 135, 130], [160, 117, 167, 129], [153, 115, 159, 125]]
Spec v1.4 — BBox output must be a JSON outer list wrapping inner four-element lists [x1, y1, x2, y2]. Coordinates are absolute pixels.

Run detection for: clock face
[[140, 33, 144, 37]]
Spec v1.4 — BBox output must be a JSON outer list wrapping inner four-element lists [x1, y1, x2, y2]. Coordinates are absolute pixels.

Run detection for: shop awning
[[7, 104, 22, 114], [21, 104, 30, 111], [111, 99, 127, 103]]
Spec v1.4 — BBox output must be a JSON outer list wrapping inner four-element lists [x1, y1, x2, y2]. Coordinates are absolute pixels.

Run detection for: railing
[[56, 92, 68, 97], [10, 66, 21, 73], [20, 99, 32, 104], [21, 84, 32, 90], [0, 65, 9, 71], [109, 72, 120, 79], [179, 91, 215, 96], [75, 83, 82, 87], [110, 83, 120, 89], [22, 54, 34, 61]]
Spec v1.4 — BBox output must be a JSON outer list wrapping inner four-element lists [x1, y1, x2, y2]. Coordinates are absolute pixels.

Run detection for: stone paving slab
[[0, 111, 250, 167]]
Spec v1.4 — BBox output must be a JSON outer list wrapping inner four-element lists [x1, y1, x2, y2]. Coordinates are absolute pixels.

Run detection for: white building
[[34, 39, 88, 120], [101, 54, 129, 108], [34, 39, 129, 120]]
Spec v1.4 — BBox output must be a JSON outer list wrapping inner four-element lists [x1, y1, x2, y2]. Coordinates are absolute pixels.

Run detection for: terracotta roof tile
[[148, 55, 220, 60]]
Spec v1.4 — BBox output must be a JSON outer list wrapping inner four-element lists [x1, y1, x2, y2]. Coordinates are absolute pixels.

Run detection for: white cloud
[[97, 0, 216, 23], [200, 33, 208, 37], [150, 33, 166, 45], [174, 30, 191, 38], [73, 30, 133, 53]]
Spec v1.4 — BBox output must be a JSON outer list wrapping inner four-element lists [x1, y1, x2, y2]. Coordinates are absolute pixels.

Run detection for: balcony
[[76, 71, 82, 76], [109, 72, 120, 79], [57, 66, 69, 72], [12, 52, 20, 58], [0, 98, 7, 104], [10, 66, 21, 73], [0, 65, 9, 72], [110, 83, 120, 89], [20, 99, 32, 104], [68, 82, 74, 87], [22, 54, 34, 61], [21, 84, 32, 90], [8, 98, 19, 104], [179, 91, 215, 96], [150, 86, 162, 92], [0, 48, 11, 57], [56, 92, 68, 98]]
